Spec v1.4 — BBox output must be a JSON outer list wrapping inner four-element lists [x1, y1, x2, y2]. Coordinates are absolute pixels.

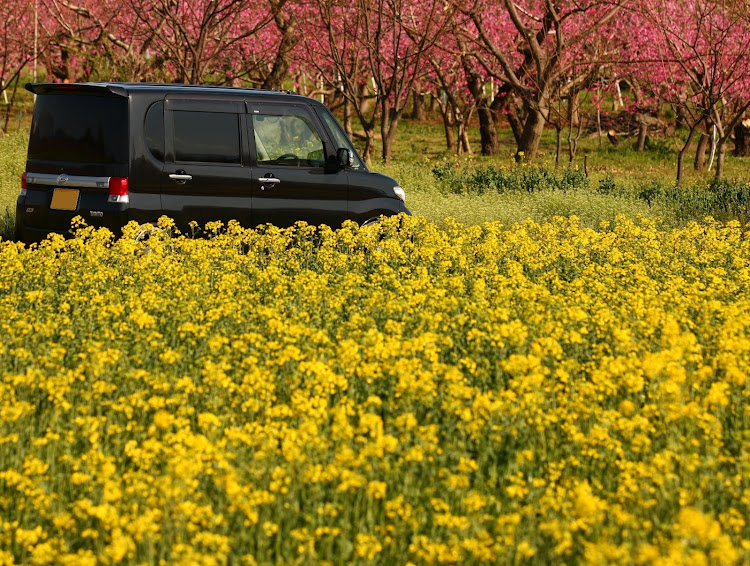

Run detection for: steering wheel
[[276, 153, 299, 164]]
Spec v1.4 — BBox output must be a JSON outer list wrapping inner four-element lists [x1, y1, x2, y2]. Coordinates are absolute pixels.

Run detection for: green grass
[[402, 187, 666, 229], [375, 159, 669, 229], [0, 130, 26, 240]]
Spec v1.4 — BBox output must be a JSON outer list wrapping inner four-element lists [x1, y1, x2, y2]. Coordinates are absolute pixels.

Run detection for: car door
[[247, 101, 348, 228], [162, 97, 252, 234]]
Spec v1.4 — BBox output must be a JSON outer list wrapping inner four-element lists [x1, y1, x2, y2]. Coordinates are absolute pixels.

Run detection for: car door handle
[[169, 173, 193, 183], [258, 176, 280, 190]]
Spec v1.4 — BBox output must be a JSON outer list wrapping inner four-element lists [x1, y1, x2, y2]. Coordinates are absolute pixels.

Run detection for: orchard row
[[1, 0, 749, 168]]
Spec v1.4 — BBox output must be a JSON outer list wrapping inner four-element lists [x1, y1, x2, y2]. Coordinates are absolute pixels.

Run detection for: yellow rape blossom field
[[1, 214, 750, 565]]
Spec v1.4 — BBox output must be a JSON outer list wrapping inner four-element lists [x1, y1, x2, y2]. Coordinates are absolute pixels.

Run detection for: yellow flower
[[153, 410, 174, 430], [2, 214, 750, 562], [355, 533, 382, 560]]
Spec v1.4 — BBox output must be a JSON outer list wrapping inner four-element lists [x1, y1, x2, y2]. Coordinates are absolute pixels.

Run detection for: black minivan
[[16, 82, 409, 242]]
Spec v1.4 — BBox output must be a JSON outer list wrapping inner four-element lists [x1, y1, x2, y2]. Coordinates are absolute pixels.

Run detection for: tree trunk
[[361, 128, 375, 165], [433, 85, 465, 153], [677, 123, 701, 187], [459, 127, 471, 155], [443, 116, 455, 151], [505, 105, 524, 146], [428, 94, 437, 113], [261, 7, 298, 90], [463, 59, 497, 155], [568, 129, 580, 165], [2, 78, 19, 134], [517, 105, 545, 162], [694, 132, 709, 171], [636, 123, 648, 152], [629, 78, 644, 105], [614, 79, 624, 111], [714, 138, 727, 181], [477, 101, 497, 156], [381, 106, 405, 164], [734, 119, 750, 157], [675, 104, 689, 130], [436, 97, 455, 151], [358, 85, 374, 119], [48, 46, 72, 82], [568, 91, 580, 128], [344, 99, 353, 140], [410, 91, 426, 121], [568, 94, 582, 163], [492, 92, 523, 145]]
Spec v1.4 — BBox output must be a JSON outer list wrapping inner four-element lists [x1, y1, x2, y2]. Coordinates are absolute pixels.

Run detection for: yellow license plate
[[50, 188, 80, 211]]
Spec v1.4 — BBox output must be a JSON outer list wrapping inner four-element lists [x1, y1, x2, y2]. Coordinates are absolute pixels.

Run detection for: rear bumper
[[15, 197, 130, 244]]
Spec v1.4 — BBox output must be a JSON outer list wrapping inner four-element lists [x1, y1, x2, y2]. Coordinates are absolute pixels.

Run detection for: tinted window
[[173, 111, 240, 164], [252, 112, 324, 167], [144, 101, 164, 161], [28, 94, 128, 163]]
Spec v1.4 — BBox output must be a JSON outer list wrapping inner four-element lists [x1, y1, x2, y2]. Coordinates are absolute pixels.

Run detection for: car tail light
[[20, 172, 27, 197], [108, 177, 129, 204]]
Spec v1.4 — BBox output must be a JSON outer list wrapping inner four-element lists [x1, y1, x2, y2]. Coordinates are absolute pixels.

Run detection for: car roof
[[26, 81, 324, 106]]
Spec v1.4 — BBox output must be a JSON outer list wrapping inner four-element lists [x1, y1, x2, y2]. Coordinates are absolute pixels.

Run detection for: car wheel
[[134, 223, 166, 254], [360, 217, 383, 228]]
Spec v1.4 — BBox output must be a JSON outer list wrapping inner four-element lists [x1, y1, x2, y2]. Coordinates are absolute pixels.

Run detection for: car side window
[[144, 101, 164, 161], [317, 108, 363, 169], [173, 110, 241, 164], [251, 111, 324, 167]]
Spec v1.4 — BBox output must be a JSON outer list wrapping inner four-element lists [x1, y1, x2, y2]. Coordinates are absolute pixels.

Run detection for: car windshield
[[28, 94, 128, 164]]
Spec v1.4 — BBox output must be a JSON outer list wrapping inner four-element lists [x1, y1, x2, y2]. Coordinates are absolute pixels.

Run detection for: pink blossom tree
[[125, 0, 277, 84], [1, 0, 42, 131], [406, 9, 475, 154], [427, 47, 475, 154], [306, 0, 453, 163], [258, 0, 300, 89], [39, 0, 164, 81], [459, 0, 631, 162], [39, 0, 282, 84], [632, 0, 750, 183]]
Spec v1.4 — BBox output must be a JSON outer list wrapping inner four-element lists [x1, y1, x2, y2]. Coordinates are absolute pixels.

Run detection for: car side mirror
[[337, 148, 353, 168]]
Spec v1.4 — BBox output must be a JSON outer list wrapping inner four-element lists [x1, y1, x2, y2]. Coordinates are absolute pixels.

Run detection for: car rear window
[[28, 94, 128, 164], [173, 110, 241, 164]]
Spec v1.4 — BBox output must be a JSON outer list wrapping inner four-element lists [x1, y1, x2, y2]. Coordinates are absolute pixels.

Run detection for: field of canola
[[1, 214, 750, 565]]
